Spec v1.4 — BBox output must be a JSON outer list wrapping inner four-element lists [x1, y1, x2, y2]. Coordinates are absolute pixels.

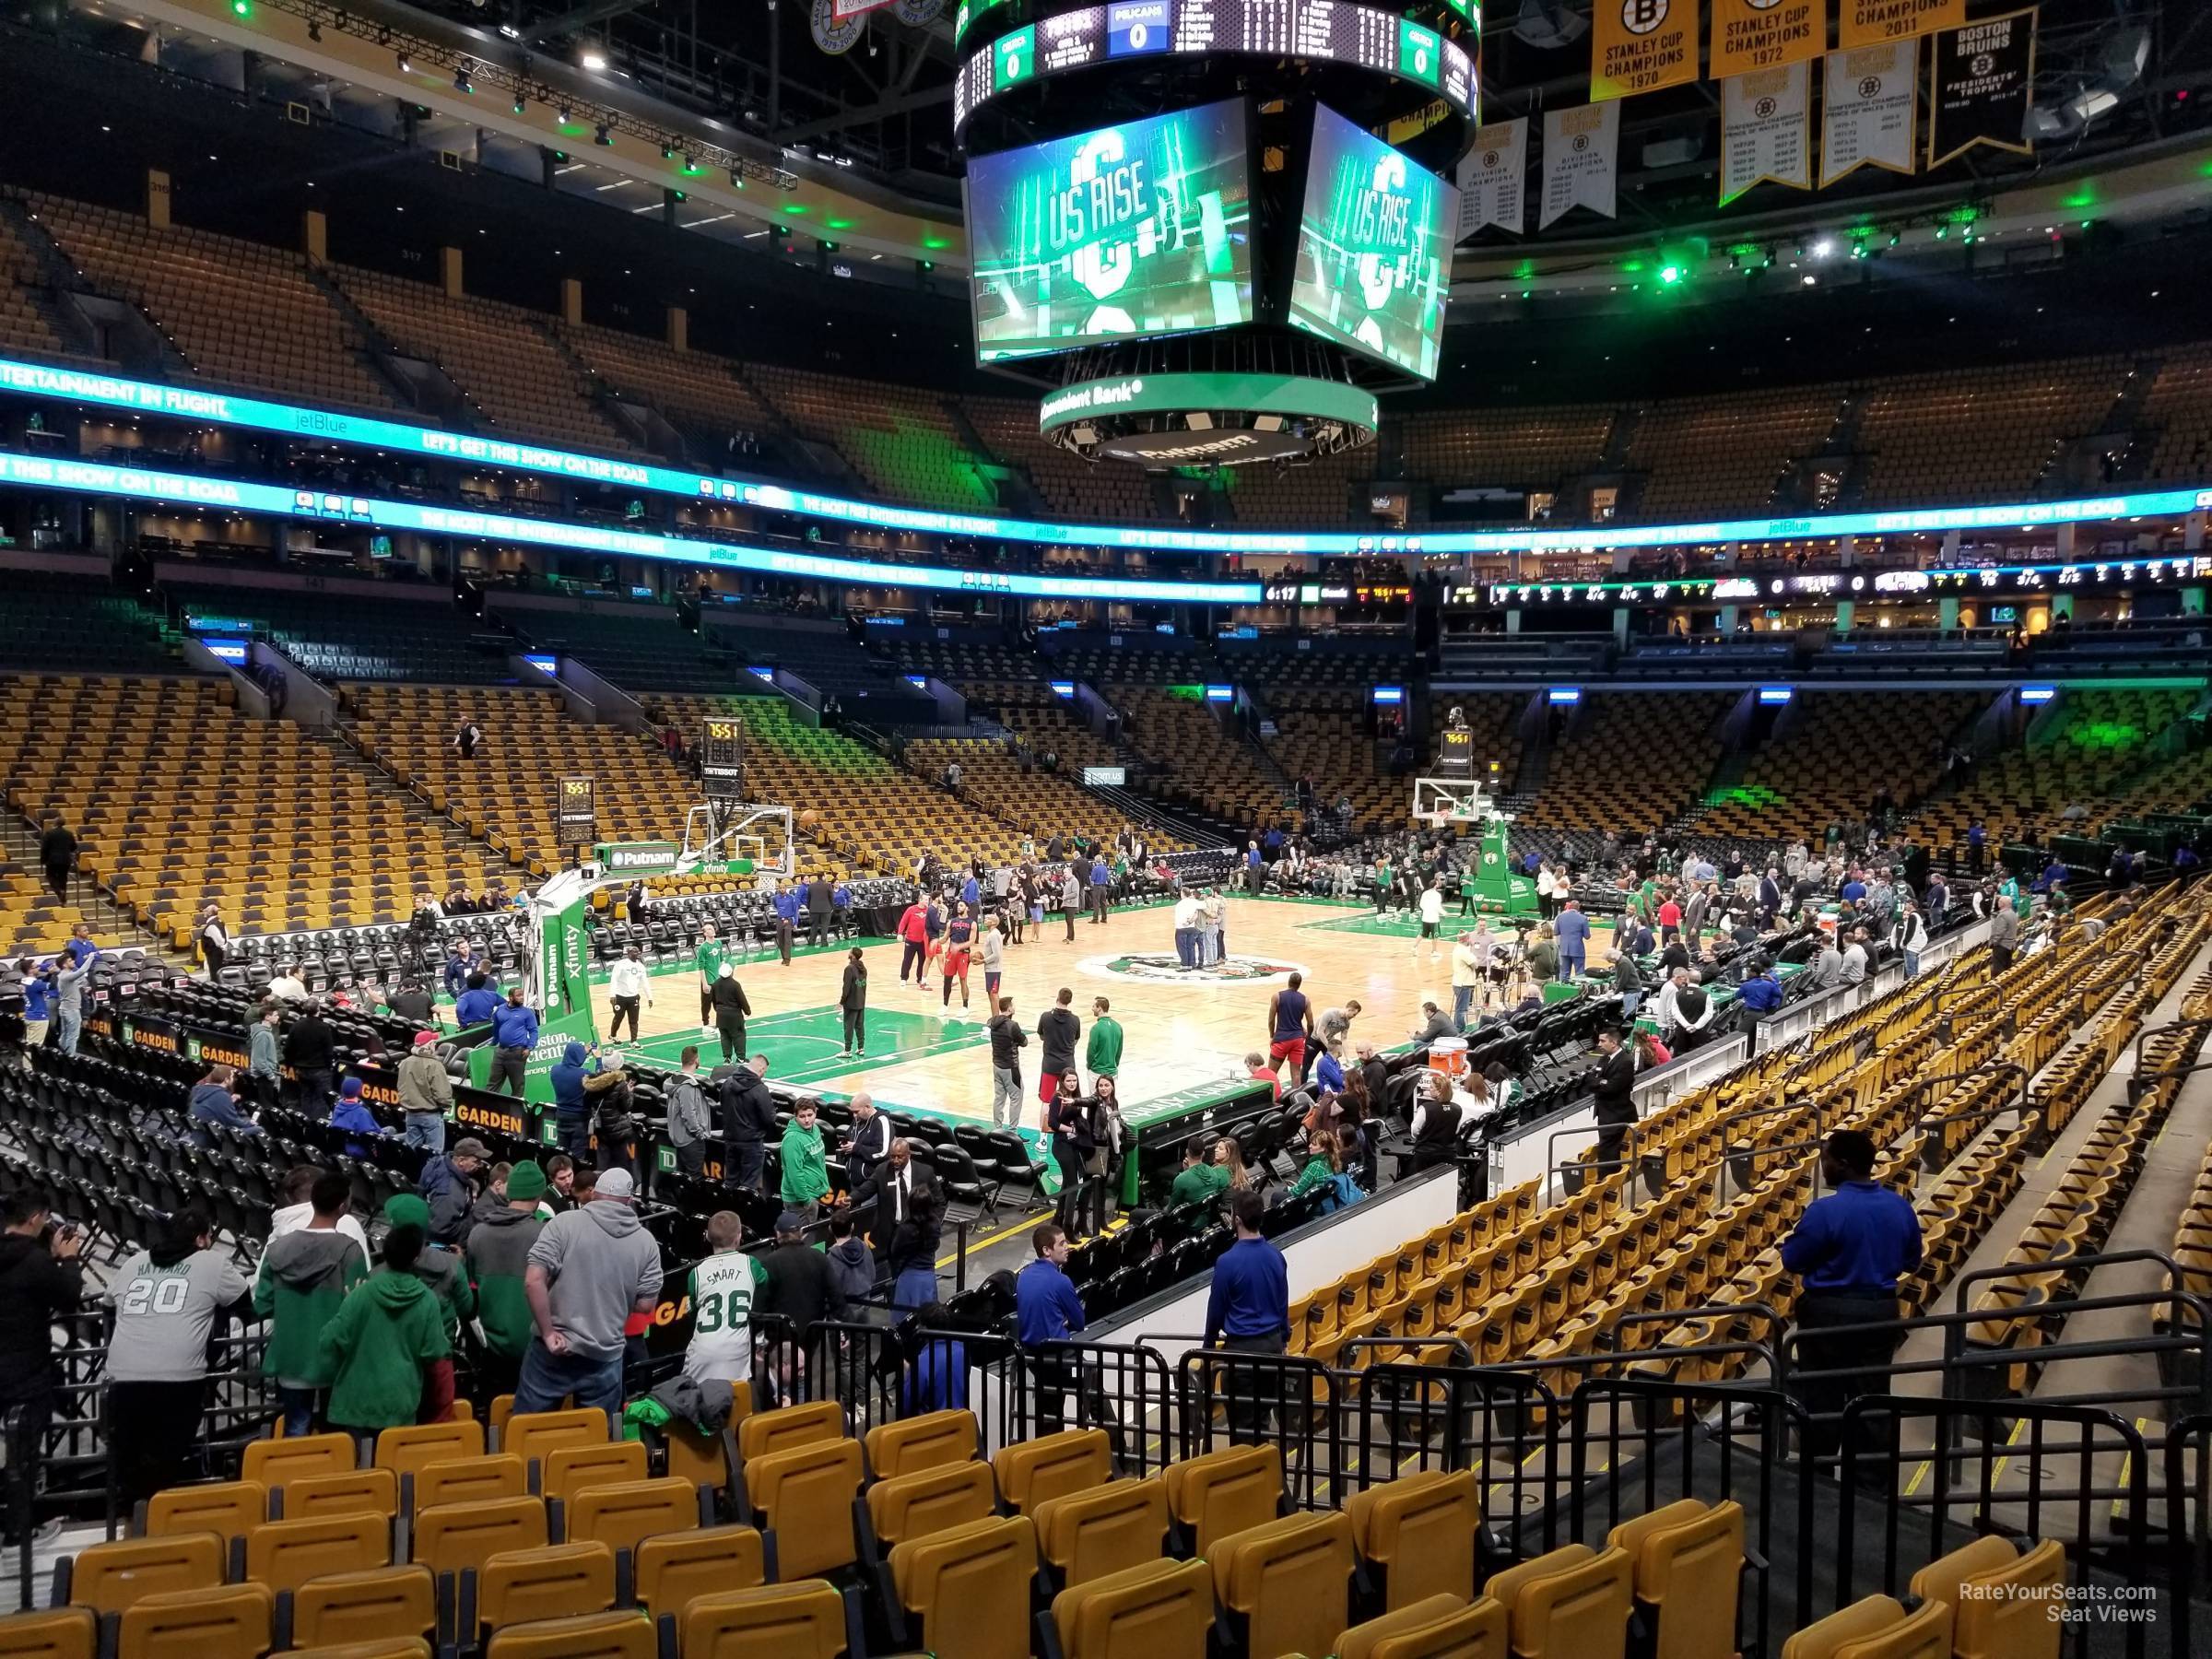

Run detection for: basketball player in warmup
[[941, 901, 976, 1013], [695, 924, 724, 1035]]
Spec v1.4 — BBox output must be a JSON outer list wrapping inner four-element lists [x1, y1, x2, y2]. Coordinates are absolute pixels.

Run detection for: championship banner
[[1929, 8, 2036, 170], [1840, 0, 1965, 51], [1822, 41, 1918, 186], [1455, 118, 1528, 240], [1720, 62, 1812, 205], [1591, 0, 1696, 102], [1711, 0, 1823, 80], [1539, 102, 1621, 229], [831, 0, 898, 16]]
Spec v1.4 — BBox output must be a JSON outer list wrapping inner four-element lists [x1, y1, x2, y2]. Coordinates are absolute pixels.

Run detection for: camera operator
[[0, 1188, 85, 1546]]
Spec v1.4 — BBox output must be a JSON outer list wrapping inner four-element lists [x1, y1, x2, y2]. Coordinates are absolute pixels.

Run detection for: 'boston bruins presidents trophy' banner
[[1711, 0, 1823, 80], [1929, 8, 2037, 170], [1592, 0, 1697, 102], [1539, 102, 1621, 230], [1721, 62, 1812, 206], [1840, 0, 1966, 51], [1456, 119, 1528, 240], [1822, 40, 1918, 185]]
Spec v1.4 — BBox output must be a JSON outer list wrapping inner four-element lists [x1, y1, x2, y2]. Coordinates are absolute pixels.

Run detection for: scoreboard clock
[[700, 719, 747, 805]]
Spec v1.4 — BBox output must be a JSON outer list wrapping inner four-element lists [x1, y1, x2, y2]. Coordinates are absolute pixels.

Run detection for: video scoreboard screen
[[1288, 101, 1454, 381], [954, 1, 1477, 137], [966, 99, 1253, 364]]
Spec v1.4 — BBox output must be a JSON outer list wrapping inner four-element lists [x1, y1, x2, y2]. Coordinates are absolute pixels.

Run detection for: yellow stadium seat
[[1607, 1499, 1745, 1659], [1050, 1557, 1212, 1659], [145, 1481, 266, 1544], [565, 1479, 701, 1557], [1908, 1536, 2064, 1659], [484, 1612, 654, 1659], [1336, 1594, 1510, 1659], [864, 1409, 978, 1480], [886, 1513, 1036, 1659], [242, 1437, 364, 1498], [1209, 1511, 1353, 1659], [279, 1641, 429, 1659], [632, 1526, 766, 1619], [543, 1442, 649, 1505], [505, 1409, 609, 1474], [675, 1582, 849, 1659], [735, 1403, 843, 1465], [1780, 1595, 1953, 1659], [994, 1429, 1112, 1517], [0, 1608, 96, 1659], [1346, 1469, 1479, 1610], [865, 1460, 997, 1549], [1481, 1544, 1633, 1659], [742, 1440, 862, 1579], [476, 1543, 618, 1630], [411, 1497, 548, 1578], [244, 1512, 391, 1594], [115, 1583, 274, 1659], [1031, 1477, 1169, 1589], [1161, 1443, 1281, 1557], [411, 1454, 527, 1514], [280, 1470, 399, 1524], [374, 1422, 484, 1482], [287, 1566, 437, 1649], [58, 1534, 225, 1615]]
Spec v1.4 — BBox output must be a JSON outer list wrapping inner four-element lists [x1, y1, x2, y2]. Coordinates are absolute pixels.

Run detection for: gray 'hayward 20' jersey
[[104, 1249, 253, 1382]]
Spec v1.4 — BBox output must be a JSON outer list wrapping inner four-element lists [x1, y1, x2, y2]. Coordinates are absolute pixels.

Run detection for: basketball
[[798, 809, 820, 831]]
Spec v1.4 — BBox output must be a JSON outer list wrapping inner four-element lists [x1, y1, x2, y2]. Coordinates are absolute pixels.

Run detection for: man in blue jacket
[[418, 1136, 489, 1248], [1087, 855, 1111, 924], [1737, 960, 1784, 1016], [1554, 900, 1592, 981], [1206, 1191, 1289, 1441], [188, 1065, 260, 1147], [1017, 1221, 1118, 1449], [548, 1041, 592, 1161], [771, 880, 801, 967], [488, 988, 539, 1096], [454, 972, 500, 1029]]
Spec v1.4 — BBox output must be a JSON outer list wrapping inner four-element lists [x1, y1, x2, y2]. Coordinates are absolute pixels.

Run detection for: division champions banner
[[1720, 62, 1812, 206], [1591, 0, 1697, 102], [1456, 119, 1528, 240], [1822, 40, 1918, 186], [1539, 102, 1621, 229], [1929, 8, 2037, 170], [1710, 0, 1823, 80]]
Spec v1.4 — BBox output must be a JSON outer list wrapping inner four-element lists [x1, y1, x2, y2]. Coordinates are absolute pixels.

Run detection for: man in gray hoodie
[[665, 1046, 712, 1178], [514, 1165, 664, 1415]]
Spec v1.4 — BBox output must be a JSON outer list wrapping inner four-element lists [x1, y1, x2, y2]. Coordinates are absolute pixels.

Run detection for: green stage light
[[230, 0, 250, 16], [1658, 265, 1683, 286]]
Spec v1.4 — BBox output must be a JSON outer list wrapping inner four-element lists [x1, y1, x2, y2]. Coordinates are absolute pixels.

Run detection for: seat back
[[282, 1469, 400, 1524], [482, 1611, 655, 1659], [676, 1582, 849, 1659], [242, 1433, 356, 1494], [505, 1408, 609, 1473], [477, 1543, 618, 1630], [1488, 1543, 1632, 1659], [411, 1497, 549, 1579], [1162, 1443, 1282, 1557], [62, 1535, 225, 1615], [281, 1641, 429, 1659], [374, 1421, 485, 1481], [742, 1440, 862, 1579], [144, 1482, 266, 1544], [1347, 1469, 1477, 1610], [993, 1429, 1112, 1516], [412, 1453, 527, 1514], [1336, 1594, 1509, 1659], [566, 1479, 700, 1556], [735, 1401, 843, 1465], [887, 1515, 1037, 1659], [1779, 1594, 1952, 1659], [114, 1583, 274, 1659], [543, 1441, 650, 1504], [632, 1526, 766, 1618], [1911, 1536, 2063, 1659], [1051, 1557, 1214, 1659], [865, 1462, 996, 1549], [1210, 1511, 1353, 1659], [288, 1566, 437, 1649], [1032, 1478, 1170, 1588], [0, 1607, 96, 1659], [863, 1408, 978, 1480], [243, 1512, 391, 1594], [1608, 1499, 1744, 1659]]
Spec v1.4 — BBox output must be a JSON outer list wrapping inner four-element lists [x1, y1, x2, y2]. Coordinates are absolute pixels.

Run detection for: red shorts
[[943, 950, 971, 978], [1269, 1037, 1306, 1070], [1040, 1071, 1065, 1105]]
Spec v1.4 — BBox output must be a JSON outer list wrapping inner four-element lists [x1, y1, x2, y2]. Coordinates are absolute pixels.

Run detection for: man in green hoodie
[[254, 1169, 366, 1437], [778, 1100, 830, 1218], [464, 1161, 547, 1403], [319, 1214, 451, 1437], [1086, 996, 1123, 1081]]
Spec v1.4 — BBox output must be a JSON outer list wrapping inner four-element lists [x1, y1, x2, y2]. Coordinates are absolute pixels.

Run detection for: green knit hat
[[382, 1194, 431, 1232], [505, 1162, 547, 1202]]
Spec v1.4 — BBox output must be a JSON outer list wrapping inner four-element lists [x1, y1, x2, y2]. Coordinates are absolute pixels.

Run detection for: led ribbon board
[[953, 1, 1477, 140], [0, 452, 1264, 603], [966, 100, 1254, 363], [3, 358, 2208, 556], [1038, 371, 1378, 434]]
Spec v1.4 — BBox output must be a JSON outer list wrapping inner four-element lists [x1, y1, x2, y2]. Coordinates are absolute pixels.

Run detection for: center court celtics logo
[[1080, 953, 1307, 987]]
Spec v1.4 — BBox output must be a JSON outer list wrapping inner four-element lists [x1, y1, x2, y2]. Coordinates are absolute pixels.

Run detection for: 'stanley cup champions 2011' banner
[[965, 98, 1253, 362], [1840, 0, 1965, 50], [1288, 102, 1455, 382]]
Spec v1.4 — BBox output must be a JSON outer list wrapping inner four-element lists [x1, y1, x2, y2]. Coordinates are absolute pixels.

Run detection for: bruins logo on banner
[[1929, 9, 2037, 170], [1840, 0, 1965, 51], [1592, 0, 1696, 101], [1711, 0, 1823, 79]]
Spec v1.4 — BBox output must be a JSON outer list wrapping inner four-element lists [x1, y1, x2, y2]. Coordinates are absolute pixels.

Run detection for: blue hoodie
[[489, 1000, 539, 1050], [330, 1093, 383, 1158], [549, 1041, 590, 1119]]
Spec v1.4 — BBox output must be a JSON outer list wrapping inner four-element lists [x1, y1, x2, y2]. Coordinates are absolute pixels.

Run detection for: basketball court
[[582, 894, 1622, 1128]]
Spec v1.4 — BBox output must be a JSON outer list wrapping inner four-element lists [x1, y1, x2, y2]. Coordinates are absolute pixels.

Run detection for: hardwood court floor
[[588, 896, 1602, 1125]]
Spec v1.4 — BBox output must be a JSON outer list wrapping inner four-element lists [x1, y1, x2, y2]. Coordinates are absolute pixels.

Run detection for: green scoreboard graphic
[[1287, 101, 1455, 382], [966, 99, 1253, 364]]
